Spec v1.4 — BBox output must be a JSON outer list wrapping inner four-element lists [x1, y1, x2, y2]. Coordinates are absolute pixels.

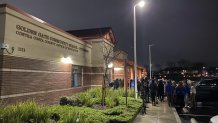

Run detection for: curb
[[129, 105, 143, 123], [171, 107, 182, 123]]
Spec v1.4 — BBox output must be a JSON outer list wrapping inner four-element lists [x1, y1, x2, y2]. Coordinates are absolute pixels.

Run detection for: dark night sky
[[1, 0, 218, 67]]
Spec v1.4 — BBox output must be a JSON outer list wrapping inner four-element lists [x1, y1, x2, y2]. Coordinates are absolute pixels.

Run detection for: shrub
[[88, 87, 102, 98], [60, 96, 69, 105], [48, 105, 82, 123], [60, 87, 134, 108], [0, 100, 50, 123], [129, 89, 135, 98], [0, 88, 142, 123], [68, 95, 82, 106], [105, 89, 120, 108], [114, 88, 126, 97]]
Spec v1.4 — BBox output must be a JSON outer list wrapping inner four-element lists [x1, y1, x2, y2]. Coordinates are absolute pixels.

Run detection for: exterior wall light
[[61, 57, 72, 64], [108, 63, 113, 68], [114, 67, 123, 71]]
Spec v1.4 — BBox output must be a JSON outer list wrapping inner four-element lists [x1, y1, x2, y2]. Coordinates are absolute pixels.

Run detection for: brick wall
[[1, 86, 91, 105], [0, 55, 2, 97], [84, 67, 104, 85], [0, 55, 104, 104], [1, 55, 71, 95]]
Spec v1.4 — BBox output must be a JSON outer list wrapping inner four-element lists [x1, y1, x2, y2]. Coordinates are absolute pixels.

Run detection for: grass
[[0, 88, 141, 123], [0, 100, 49, 123]]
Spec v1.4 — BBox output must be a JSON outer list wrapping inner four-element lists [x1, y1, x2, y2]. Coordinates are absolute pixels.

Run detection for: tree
[[101, 41, 121, 107]]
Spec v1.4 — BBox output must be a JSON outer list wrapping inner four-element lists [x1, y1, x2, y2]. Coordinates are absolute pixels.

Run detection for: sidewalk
[[133, 101, 182, 123]]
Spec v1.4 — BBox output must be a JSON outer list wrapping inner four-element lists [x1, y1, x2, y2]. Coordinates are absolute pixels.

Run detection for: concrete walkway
[[133, 101, 182, 123]]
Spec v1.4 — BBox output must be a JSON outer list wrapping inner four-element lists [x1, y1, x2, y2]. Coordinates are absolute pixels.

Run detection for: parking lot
[[176, 102, 218, 123]]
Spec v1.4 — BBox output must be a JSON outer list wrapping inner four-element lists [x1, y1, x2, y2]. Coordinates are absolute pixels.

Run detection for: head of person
[[179, 81, 183, 86], [183, 81, 188, 86]]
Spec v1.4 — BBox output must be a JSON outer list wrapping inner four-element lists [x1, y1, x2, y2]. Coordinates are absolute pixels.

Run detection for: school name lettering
[[15, 24, 78, 53]]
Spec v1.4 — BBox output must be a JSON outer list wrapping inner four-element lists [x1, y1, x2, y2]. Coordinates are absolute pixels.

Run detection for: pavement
[[133, 101, 182, 123]]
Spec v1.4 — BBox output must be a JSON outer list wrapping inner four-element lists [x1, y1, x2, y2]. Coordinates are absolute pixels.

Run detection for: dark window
[[72, 66, 82, 87]]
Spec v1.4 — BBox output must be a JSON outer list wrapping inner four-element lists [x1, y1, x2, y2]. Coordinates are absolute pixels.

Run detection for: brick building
[[0, 4, 146, 104]]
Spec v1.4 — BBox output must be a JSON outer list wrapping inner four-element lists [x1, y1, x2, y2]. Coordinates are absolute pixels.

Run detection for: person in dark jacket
[[114, 79, 119, 89], [158, 80, 165, 102], [175, 81, 186, 108], [171, 81, 176, 106], [145, 78, 150, 103], [165, 80, 172, 106], [150, 79, 158, 106]]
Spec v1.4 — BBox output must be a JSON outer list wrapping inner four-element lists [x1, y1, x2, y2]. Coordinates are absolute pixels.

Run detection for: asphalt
[[133, 101, 182, 123], [176, 102, 218, 123]]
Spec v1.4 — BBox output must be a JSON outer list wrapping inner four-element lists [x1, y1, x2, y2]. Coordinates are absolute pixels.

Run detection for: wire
[[5, 47, 14, 54]]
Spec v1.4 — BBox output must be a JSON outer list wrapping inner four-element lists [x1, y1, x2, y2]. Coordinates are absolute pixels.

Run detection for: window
[[72, 66, 83, 87]]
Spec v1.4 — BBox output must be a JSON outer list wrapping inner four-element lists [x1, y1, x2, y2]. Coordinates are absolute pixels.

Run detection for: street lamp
[[133, 0, 145, 99], [148, 44, 154, 80]]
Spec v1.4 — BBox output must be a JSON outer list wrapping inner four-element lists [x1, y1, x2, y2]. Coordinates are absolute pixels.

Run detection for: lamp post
[[148, 44, 154, 80], [133, 0, 145, 99]]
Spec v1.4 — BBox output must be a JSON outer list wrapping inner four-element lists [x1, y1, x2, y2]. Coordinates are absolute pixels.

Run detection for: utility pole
[[133, 0, 145, 99], [148, 44, 154, 80]]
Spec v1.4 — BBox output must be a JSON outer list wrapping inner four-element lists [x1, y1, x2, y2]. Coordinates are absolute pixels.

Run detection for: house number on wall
[[18, 47, 26, 52]]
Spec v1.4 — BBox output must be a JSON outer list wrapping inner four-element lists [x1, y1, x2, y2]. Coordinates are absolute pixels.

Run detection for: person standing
[[140, 78, 147, 114], [150, 79, 158, 106], [158, 80, 164, 102], [171, 81, 177, 106], [184, 81, 190, 108], [114, 79, 119, 89], [145, 78, 150, 103], [165, 80, 172, 106], [137, 78, 141, 96], [190, 82, 196, 108], [175, 81, 186, 108]]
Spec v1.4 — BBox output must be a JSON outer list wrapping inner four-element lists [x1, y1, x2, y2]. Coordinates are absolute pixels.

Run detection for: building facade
[[0, 4, 146, 104]]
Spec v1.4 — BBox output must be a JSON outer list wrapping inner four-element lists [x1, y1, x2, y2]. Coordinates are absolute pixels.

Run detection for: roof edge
[[0, 3, 83, 42]]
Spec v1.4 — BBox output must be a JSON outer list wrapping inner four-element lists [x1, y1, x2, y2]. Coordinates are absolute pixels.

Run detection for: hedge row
[[0, 88, 141, 123]]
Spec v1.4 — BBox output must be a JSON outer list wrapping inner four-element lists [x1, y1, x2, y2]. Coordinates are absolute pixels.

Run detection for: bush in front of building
[[57, 87, 142, 122], [0, 100, 49, 123], [50, 97, 141, 123], [60, 96, 82, 106], [60, 87, 136, 108], [0, 88, 141, 123]]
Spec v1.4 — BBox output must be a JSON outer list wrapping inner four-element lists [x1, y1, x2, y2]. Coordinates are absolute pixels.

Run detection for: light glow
[[61, 57, 72, 64], [138, 1, 145, 7], [114, 67, 123, 71], [108, 63, 113, 68]]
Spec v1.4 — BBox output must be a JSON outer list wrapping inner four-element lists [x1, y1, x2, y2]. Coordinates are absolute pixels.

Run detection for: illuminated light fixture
[[61, 57, 72, 64], [114, 67, 123, 71], [108, 63, 113, 68], [133, 0, 145, 99], [138, 1, 145, 7]]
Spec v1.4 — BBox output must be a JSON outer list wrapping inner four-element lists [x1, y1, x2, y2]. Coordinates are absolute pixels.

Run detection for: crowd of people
[[109, 76, 197, 109], [138, 76, 196, 109]]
